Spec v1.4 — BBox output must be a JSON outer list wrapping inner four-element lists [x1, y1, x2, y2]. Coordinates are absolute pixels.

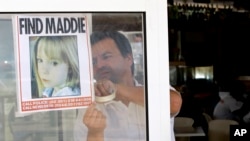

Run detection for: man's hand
[[94, 79, 116, 97], [83, 103, 106, 134]]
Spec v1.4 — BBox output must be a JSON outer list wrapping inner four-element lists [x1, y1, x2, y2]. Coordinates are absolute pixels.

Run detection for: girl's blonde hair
[[31, 36, 80, 97]]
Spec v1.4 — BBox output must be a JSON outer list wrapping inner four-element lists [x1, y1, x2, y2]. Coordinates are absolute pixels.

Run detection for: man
[[74, 31, 145, 141], [213, 80, 244, 121], [74, 31, 182, 141]]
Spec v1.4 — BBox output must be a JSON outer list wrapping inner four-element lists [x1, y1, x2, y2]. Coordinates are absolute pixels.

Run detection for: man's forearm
[[116, 85, 145, 106]]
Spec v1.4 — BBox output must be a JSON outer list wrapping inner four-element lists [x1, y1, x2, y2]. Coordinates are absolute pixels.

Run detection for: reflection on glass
[[0, 13, 145, 141], [123, 32, 144, 85], [0, 19, 15, 95]]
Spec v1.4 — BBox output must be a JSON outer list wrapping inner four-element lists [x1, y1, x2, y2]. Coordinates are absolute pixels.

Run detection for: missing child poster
[[13, 14, 94, 114]]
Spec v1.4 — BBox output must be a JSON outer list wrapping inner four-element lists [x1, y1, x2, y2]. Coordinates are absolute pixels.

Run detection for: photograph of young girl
[[30, 36, 81, 98]]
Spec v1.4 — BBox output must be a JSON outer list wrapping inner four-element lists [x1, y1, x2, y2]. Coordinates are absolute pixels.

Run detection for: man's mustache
[[96, 67, 111, 76]]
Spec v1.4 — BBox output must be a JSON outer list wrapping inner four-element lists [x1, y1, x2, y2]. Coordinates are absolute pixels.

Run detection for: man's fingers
[[83, 106, 106, 129], [95, 79, 115, 96], [95, 81, 108, 96]]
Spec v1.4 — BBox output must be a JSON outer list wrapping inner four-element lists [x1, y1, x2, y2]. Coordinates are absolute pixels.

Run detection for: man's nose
[[95, 59, 106, 69]]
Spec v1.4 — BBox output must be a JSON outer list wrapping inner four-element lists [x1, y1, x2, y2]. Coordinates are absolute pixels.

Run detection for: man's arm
[[115, 85, 144, 106], [94, 79, 182, 112], [117, 85, 183, 113], [170, 89, 182, 117]]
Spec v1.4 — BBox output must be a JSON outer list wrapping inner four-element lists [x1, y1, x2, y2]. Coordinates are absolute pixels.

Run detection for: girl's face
[[37, 45, 69, 90]]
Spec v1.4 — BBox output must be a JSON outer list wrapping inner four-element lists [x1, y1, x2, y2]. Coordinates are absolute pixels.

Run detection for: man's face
[[91, 38, 132, 83]]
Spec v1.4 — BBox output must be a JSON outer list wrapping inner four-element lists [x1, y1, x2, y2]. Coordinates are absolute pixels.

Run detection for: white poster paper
[[13, 14, 94, 113]]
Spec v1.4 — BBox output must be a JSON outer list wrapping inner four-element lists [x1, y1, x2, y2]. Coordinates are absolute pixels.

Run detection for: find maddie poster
[[13, 14, 94, 113]]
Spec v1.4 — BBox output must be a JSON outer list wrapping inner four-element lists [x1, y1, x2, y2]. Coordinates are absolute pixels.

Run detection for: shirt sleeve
[[170, 85, 175, 91]]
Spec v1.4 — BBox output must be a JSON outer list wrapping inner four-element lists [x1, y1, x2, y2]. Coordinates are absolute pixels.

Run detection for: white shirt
[[171, 117, 175, 141], [74, 84, 177, 141], [74, 80, 145, 141], [213, 92, 243, 120], [74, 101, 146, 141]]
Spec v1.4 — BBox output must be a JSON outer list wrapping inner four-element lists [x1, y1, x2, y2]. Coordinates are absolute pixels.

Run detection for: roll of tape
[[95, 92, 116, 103]]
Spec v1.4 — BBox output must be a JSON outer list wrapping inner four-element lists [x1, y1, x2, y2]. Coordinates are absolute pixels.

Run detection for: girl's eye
[[51, 61, 59, 66]]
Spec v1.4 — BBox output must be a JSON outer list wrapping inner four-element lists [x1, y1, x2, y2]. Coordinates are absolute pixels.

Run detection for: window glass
[[0, 13, 145, 141]]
